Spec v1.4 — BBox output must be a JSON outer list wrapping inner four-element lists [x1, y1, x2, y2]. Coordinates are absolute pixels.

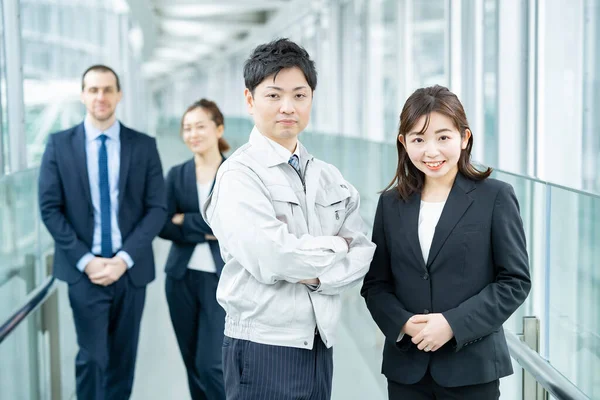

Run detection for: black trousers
[[165, 269, 226, 400], [223, 335, 333, 400], [388, 368, 500, 400], [68, 272, 146, 400]]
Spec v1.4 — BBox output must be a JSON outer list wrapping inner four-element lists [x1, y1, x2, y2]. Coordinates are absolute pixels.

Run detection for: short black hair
[[243, 38, 317, 94], [81, 65, 121, 92]]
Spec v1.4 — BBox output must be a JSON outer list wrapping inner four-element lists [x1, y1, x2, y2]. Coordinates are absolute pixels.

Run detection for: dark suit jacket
[[38, 122, 167, 287], [361, 173, 531, 388], [159, 158, 225, 278]]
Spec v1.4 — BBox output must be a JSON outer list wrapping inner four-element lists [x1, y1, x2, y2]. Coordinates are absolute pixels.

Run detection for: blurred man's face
[[81, 70, 122, 125]]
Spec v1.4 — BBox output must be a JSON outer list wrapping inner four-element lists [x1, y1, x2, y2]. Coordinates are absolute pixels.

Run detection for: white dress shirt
[[76, 117, 133, 271]]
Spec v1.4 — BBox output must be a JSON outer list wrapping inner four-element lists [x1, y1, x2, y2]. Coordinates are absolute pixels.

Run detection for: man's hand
[[89, 256, 128, 286], [299, 278, 320, 285], [410, 313, 454, 352], [205, 234, 217, 240], [402, 319, 426, 338], [172, 213, 184, 225], [84, 257, 110, 277]]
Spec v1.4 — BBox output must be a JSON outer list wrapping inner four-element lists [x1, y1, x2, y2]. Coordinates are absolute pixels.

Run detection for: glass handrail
[[492, 167, 600, 200]]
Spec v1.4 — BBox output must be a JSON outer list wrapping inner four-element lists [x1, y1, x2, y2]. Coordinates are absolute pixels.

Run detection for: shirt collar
[[84, 116, 121, 143], [249, 126, 311, 168]]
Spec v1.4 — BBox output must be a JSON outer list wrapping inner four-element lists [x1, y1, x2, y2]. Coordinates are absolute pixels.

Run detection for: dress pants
[[68, 272, 146, 400], [387, 367, 500, 400], [223, 334, 333, 400], [165, 269, 226, 400]]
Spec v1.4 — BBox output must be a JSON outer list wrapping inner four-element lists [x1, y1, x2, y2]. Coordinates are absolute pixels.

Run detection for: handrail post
[[41, 253, 61, 400], [22, 254, 41, 399], [521, 316, 548, 400]]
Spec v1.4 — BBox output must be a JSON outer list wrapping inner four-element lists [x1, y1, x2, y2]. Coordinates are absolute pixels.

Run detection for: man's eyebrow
[[264, 86, 308, 91]]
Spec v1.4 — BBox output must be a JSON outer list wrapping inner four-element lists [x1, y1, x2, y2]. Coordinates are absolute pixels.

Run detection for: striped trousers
[[222, 335, 333, 400]]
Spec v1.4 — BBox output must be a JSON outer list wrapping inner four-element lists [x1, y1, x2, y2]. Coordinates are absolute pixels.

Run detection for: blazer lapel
[[400, 191, 427, 271], [118, 125, 132, 208], [183, 159, 200, 211], [72, 123, 92, 206], [426, 174, 475, 269]]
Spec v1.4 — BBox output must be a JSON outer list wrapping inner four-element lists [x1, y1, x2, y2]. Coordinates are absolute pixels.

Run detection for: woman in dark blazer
[[361, 85, 531, 399], [159, 99, 228, 400]]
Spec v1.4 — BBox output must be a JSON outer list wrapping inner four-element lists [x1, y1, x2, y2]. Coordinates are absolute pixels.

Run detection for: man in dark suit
[[38, 65, 167, 400]]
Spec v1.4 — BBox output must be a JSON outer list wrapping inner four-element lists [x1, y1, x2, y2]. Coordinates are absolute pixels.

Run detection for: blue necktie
[[288, 154, 300, 174], [98, 134, 112, 258]]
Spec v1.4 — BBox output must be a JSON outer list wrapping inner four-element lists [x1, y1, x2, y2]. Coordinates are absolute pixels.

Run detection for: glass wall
[[408, 0, 448, 90], [18, 0, 146, 168], [582, 0, 600, 194], [0, 1, 150, 399], [482, 0, 499, 168], [154, 0, 600, 199], [381, 0, 400, 141], [0, 2, 6, 175]]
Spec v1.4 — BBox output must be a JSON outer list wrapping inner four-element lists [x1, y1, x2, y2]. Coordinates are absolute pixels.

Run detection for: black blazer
[[159, 158, 225, 278], [361, 174, 531, 388], [38, 123, 167, 287]]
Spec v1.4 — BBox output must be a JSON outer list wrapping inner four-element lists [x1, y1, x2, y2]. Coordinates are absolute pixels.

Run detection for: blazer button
[[423, 309, 430, 314], [423, 273, 429, 280]]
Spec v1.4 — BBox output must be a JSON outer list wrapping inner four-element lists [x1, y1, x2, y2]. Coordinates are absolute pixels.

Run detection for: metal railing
[[0, 275, 56, 344], [0, 253, 62, 399], [508, 316, 590, 400]]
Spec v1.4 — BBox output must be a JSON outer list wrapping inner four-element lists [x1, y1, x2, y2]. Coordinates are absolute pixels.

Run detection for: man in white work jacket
[[203, 38, 376, 400]]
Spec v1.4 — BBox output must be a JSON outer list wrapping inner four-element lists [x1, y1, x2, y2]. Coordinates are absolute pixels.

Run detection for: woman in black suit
[[361, 85, 531, 399], [159, 99, 228, 400]]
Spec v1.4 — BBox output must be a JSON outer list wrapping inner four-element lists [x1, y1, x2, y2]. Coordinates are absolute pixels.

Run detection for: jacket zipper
[[292, 159, 310, 194]]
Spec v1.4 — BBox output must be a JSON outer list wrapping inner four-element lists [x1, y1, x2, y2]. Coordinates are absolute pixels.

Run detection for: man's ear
[[244, 88, 254, 115]]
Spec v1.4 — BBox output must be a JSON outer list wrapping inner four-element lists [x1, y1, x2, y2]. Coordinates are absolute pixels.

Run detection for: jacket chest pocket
[[315, 185, 351, 235], [269, 186, 300, 227]]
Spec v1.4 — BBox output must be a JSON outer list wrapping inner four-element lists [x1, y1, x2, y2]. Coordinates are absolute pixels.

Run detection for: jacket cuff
[[117, 251, 134, 269], [76, 253, 94, 272]]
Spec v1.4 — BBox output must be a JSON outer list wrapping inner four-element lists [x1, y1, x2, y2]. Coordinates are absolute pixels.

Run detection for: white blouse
[[187, 181, 217, 273], [418, 200, 446, 263]]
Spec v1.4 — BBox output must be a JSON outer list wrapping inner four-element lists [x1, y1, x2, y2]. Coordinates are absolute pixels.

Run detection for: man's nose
[[280, 97, 294, 114]]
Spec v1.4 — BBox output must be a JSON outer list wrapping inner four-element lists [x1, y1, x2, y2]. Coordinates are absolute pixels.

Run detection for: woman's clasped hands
[[404, 313, 454, 353]]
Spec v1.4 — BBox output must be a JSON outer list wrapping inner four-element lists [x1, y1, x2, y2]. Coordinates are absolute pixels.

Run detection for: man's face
[[80, 70, 122, 123], [245, 67, 312, 150]]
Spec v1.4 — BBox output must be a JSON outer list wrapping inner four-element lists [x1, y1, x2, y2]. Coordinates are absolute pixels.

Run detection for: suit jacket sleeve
[[361, 194, 414, 348], [38, 134, 90, 266], [120, 137, 167, 263], [442, 184, 531, 351], [158, 167, 208, 244], [180, 213, 213, 241]]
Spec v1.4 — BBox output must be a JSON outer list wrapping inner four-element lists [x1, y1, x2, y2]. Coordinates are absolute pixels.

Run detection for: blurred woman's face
[[181, 107, 223, 156]]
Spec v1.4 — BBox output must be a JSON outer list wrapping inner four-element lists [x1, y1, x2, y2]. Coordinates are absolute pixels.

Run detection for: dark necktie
[[288, 154, 300, 174], [98, 134, 112, 258]]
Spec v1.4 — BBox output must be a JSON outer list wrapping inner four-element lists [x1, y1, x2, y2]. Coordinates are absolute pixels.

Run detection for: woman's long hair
[[384, 85, 491, 201], [180, 98, 230, 153]]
